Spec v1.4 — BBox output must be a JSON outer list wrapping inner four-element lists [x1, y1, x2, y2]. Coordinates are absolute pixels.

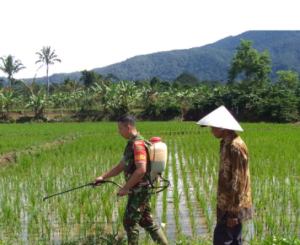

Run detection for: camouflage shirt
[[122, 135, 152, 189]]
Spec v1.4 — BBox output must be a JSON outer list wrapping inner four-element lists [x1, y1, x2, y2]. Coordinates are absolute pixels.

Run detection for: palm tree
[[0, 55, 26, 92], [35, 46, 61, 96]]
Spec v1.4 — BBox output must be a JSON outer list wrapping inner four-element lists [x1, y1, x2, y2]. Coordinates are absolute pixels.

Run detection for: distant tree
[[80, 70, 102, 88], [0, 78, 3, 89], [200, 80, 211, 86], [211, 80, 222, 87], [182, 83, 194, 90], [175, 72, 199, 85], [63, 77, 72, 86], [58, 84, 72, 93], [49, 82, 60, 94], [276, 70, 299, 89], [227, 39, 272, 89], [172, 81, 181, 89], [35, 46, 61, 96], [11, 79, 24, 87], [160, 80, 171, 91], [105, 73, 119, 82], [150, 76, 161, 88], [33, 83, 45, 95], [134, 80, 144, 89], [62, 77, 82, 93], [0, 55, 26, 92]]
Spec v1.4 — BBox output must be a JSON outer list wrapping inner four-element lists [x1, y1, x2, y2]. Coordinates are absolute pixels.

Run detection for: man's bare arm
[[118, 163, 146, 196], [94, 161, 124, 185]]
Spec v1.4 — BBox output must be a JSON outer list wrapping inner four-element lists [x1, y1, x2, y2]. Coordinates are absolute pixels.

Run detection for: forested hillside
[[93, 31, 300, 82], [2, 31, 299, 85]]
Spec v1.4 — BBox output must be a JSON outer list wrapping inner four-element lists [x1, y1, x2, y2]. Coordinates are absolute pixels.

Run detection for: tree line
[[0, 40, 299, 123]]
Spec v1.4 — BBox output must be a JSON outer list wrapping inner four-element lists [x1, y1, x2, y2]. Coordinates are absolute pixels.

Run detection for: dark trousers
[[213, 223, 243, 245]]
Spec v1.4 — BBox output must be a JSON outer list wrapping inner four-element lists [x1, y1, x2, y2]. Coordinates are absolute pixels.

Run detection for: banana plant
[[0, 90, 19, 120], [139, 85, 158, 108], [20, 76, 53, 118], [115, 80, 139, 115], [50, 92, 70, 116], [77, 88, 95, 111], [174, 89, 195, 121], [69, 90, 82, 112], [26, 92, 53, 118], [91, 82, 112, 114]]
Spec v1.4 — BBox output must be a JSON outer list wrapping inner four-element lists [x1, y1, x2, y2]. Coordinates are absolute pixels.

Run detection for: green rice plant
[[59, 201, 69, 224], [74, 204, 81, 223], [42, 216, 51, 240], [0, 122, 300, 244]]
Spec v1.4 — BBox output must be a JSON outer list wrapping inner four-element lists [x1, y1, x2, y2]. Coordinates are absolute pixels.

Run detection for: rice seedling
[[0, 123, 299, 244]]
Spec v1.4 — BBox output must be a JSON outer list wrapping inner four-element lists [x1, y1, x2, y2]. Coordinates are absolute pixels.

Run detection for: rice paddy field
[[0, 122, 300, 245]]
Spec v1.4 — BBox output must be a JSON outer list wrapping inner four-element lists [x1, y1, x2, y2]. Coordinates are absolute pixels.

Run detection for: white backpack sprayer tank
[[149, 137, 167, 183]]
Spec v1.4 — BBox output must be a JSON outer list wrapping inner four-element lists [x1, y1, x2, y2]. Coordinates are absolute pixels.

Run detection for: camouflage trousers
[[123, 192, 158, 245]]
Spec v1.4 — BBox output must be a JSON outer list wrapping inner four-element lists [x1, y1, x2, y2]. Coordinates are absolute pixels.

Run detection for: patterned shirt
[[217, 131, 253, 224]]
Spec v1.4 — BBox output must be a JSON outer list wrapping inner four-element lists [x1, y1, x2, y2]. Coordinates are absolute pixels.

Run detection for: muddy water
[[153, 146, 210, 241]]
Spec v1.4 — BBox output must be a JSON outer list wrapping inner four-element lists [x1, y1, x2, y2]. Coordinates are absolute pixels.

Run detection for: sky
[[0, 0, 299, 79]]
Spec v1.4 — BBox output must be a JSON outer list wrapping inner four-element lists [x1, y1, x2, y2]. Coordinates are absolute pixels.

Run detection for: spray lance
[[42, 180, 122, 201], [43, 177, 170, 201]]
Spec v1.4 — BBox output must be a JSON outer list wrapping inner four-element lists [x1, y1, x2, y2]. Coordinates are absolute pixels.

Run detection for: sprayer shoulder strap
[[131, 137, 153, 187]]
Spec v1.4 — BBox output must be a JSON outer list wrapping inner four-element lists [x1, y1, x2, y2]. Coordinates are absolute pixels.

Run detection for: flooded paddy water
[[0, 122, 300, 244]]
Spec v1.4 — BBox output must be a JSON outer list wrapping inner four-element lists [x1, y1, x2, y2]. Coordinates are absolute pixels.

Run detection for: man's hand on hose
[[118, 187, 129, 197], [227, 218, 238, 227], [93, 176, 104, 186]]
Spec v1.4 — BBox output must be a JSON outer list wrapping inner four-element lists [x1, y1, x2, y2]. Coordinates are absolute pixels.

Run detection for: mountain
[[3, 31, 300, 85], [92, 31, 300, 83]]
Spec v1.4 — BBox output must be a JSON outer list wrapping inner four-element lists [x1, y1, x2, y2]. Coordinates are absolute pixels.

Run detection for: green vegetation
[[1, 37, 300, 124], [0, 122, 299, 244], [0, 134, 64, 155], [1, 38, 300, 124]]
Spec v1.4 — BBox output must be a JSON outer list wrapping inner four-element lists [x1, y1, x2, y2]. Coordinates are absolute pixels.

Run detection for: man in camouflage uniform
[[94, 114, 168, 245]]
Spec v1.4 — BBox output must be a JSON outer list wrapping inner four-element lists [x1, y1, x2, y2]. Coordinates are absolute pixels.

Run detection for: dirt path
[[0, 134, 80, 168]]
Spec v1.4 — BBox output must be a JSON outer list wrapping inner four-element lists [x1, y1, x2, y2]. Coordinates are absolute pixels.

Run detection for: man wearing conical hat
[[197, 106, 253, 245]]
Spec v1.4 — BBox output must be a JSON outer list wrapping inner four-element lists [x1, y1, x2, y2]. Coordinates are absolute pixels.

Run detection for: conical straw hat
[[196, 105, 243, 131]]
